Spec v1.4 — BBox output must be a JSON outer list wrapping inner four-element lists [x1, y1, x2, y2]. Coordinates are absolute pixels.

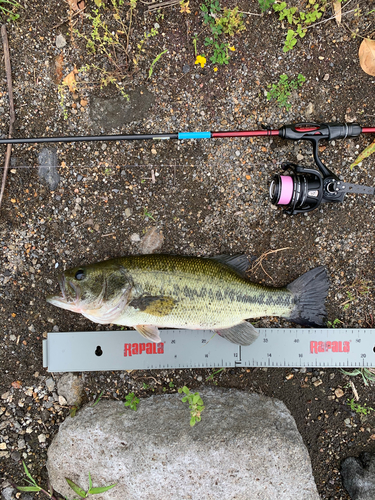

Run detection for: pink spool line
[[278, 176, 294, 205]]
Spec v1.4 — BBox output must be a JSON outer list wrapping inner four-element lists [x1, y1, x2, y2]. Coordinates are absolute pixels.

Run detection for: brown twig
[[251, 247, 291, 281], [148, 0, 180, 11], [0, 25, 15, 211]]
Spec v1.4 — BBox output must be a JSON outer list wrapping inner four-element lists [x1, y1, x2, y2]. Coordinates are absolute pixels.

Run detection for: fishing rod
[[1, 121, 375, 215]]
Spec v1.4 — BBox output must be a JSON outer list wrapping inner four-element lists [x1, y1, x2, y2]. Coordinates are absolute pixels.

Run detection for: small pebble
[[334, 388, 344, 398], [55, 34, 66, 48]]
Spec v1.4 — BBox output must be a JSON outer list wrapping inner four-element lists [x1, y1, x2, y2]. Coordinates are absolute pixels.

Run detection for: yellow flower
[[229, 46, 235, 51], [214, 67, 218, 72], [195, 55, 206, 68]]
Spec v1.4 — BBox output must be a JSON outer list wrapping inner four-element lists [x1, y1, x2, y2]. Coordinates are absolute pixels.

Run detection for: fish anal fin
[[135, 325, 161, 343], [130, 295, 176, 317], [215, 321, 259, 346]]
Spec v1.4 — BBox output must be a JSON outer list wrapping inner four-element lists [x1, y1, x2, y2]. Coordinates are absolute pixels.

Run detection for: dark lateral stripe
[[172, 284, 292, 307]]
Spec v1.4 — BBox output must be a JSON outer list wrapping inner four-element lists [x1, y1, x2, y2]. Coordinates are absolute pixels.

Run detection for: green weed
[[347, 398, 374, 415], [272, 0, 326, 52], [341, 368, 375, 386], [71, 0, 144, 97], [66, 472, 116, 498], [92, 390, 104, 406], [178, 386, 205, 426], [341, 278, 372, 310], [0, 0, 20, 22], [57, 83, 69, 120], [16, 462, 116, 499], [258, 0, 275, 12], [143, 207, 156, 221], [124, 392, 139, 411], [148, 49, 168, 78], [200, 0, 244, 65], [327, 318, 342, 328], [206, 368, 225, 384], [266, 73, 305, 110], [133, 28, 159, 68]]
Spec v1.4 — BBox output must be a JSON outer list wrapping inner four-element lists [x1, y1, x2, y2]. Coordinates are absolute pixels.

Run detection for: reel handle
[[279, 122, 362, 180]]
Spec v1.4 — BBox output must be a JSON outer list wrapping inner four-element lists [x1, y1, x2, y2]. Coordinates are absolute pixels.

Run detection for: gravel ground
[[0, 0, 375, 498]]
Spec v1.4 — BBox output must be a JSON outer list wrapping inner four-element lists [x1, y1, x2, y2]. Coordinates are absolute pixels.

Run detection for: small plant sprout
[[124, 392, 140, 410], [16, 463, 116, 499], [341, 368, 375, 386], [206, 368, 224, 383], [327, 318, 342, 328], [92, 389, 104, 406], [266, 73, 306, 110], [347, 398, 374, 416], [65, 472, 116, 498], [16, 462, 45, 495], [148, 49, 168, 78], [143, 207, 156, 220], [258, 0, 275, 12], [0, 0, 21, 22], [178, 386, 205, 426]]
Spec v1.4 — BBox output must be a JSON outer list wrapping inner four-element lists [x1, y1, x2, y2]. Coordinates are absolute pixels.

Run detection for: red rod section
[[211, 130, 280, 138], [362, 127, 375, 134]]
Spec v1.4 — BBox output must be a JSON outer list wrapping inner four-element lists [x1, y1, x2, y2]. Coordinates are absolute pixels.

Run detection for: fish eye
[[75, 270, 85, 281]]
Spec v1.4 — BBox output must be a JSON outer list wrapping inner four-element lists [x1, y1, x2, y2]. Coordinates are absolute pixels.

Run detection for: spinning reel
[[268, 122, 375, 215]]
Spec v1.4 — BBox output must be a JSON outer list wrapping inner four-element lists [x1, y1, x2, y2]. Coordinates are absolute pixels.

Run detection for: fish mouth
[[46, 274, 81, 311]]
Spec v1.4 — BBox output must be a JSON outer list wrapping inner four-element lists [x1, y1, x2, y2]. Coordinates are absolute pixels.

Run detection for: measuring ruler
[[42, 328, 375, 372]]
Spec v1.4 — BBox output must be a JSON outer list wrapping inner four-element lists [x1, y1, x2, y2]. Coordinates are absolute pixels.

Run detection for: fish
[[46, 254, 329, 346]]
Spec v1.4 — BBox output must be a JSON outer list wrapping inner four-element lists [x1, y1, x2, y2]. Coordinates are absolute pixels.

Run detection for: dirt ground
[[0, 0, 375, 498]]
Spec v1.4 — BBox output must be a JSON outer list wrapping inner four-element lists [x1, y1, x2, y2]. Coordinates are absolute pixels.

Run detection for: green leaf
[[92, 390, 104, 406], [16, 486, 41, 492], [22, 461, 34, 482], [88, 472, 93, 491], [193, 394, 200, 404], [65, 478, 87, 498], [350, 139, 375, 169], [88, 484, 117, 494], [190, 416, 196, 426]]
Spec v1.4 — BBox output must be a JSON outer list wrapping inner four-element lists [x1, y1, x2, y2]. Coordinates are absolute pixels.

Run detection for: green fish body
[[47, 254, 329, 346]]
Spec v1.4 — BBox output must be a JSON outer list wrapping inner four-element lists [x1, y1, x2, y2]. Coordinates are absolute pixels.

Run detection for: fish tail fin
[[286, 266, 329, 326]]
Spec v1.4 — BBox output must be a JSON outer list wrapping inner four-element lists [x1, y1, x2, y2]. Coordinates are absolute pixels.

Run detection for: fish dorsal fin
[[135, 325, 161, 343], [209, 254, 251, 277], [129, 295, 176, 317], [215, 321, 259, 346]]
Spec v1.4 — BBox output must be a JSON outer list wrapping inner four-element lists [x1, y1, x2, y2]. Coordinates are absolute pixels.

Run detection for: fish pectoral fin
[[129, 295, 176, 317], [215, 321, 259, 346], [135, 325, 162, 343]]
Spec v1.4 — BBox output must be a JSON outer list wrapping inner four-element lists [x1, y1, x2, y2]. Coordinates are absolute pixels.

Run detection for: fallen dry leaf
[[11, 381, 22, 389], [350, 139, 375, 169], [63, 66, 78, 93], [332, 0, 341, 25], [66, 0, 84, 11], [359, 38, 375, 76]]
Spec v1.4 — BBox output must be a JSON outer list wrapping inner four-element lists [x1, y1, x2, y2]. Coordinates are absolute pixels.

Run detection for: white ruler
[[42, 328, 375, 372]]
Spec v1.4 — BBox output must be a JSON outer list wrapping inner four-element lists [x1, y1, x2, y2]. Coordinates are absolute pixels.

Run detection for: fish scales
[[113, 255, 295, 329]]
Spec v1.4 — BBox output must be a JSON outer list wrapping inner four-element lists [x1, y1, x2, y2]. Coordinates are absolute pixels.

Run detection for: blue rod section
[[178, 132, 212, 140]]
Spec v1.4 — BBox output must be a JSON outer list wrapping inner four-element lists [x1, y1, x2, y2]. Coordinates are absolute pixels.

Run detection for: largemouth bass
[[47, 254, 329, 346]]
